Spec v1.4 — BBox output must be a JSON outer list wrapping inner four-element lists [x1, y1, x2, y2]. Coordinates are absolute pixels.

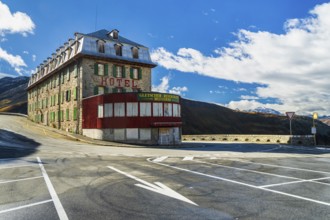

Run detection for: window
[[114, 103, 125, 117], [98, 105, 104, 118], [140, 129, 151, 140], [67, 69, 70, 81], [98, 41, 105, 53], [173, 104, 181, 117], [94, 86, 105, 95], [94, 63, 108, 76], [140, 102, 151, 117], [127, 102, 138, 117], [130, 67, 141, 80], [114, 44, 122, 56], [112, 31, 118, 39], [153, 103, 163, 117], [104, 103, 113, 117], [66, 90, 71, 102], [164, 103, 173, 117], [60, 110, 64, 122], [113, 65, 125, 78], [74, 65, 78, 78], [113, 87, 125, 93], [131, 47, 139, 59]]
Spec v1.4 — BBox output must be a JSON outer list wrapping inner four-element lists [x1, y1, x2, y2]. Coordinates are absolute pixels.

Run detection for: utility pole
[[312, 112, 318, 146]]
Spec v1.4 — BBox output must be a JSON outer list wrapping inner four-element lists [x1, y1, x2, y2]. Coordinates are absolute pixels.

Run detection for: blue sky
[[1, 0, 330, 115]]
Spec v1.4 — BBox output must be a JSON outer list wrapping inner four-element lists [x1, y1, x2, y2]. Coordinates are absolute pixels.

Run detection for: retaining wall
[[182, 134, 314, 145]]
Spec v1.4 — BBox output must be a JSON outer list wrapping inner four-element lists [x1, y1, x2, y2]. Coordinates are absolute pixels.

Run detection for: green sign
[[138, 93, 180, 103]]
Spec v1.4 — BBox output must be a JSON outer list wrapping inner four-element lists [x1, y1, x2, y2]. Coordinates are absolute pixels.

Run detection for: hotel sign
[[138, 93, 180, 103]]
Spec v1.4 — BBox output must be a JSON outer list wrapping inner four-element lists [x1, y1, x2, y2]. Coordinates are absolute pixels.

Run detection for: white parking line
[[183, 156, 194, 161], [37, 157, 69, 220], [196, 160, 300, 180], [259, 176, 330, 188], [231, 159, 330, 175], [153, 156, 168, 162], [0, 176, 43, 184], [0, 199, 53, 214], [148, 158, 330, 207], [0, 164, 39, 170]]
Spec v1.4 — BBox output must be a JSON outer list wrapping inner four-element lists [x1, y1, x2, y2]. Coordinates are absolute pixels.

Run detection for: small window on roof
[[114, 44, 122, 56], [98, 41, 105, 53], [132, 47, 139, 59]]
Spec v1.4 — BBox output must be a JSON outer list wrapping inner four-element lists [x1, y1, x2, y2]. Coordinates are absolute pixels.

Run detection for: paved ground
[[1, 115, 330, 219]]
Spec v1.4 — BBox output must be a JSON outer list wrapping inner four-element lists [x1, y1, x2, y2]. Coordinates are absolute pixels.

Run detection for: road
[[1, 115, 330, 219]]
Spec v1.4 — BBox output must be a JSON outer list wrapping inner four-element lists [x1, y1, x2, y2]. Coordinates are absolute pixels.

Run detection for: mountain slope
[[0, 76, 29, 114]]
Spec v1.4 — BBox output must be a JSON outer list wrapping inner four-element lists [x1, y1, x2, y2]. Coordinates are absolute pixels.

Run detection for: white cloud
[[0, 1, 35, 36], [240, 95, 259, 100], [152, 75, 188, 96], [0, 37, 7, 42], [32, 54, 36, 62], [151, 3, 330, 115], [0, 72, 13, 78], [23, 50, 29, 54], [0, 47, 26, 69]]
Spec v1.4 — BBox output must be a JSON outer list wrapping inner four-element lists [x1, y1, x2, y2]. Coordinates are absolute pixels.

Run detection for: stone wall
[[182, 134, 315, 145]]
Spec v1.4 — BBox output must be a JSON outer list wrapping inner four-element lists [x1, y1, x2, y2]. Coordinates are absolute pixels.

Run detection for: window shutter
[[105, 87, 109, 94], [104, 64, 108, 76], [94, 86, 98, 95], [130, 68, 133, 79], [138, 68, 142, 79], [94, 63, 98, 75], [74, 65, 78, 78], [68, 90, 71, 101], [122, 88, 126, 93], [112, 65, 116, 77], [112, 88, 117, 93], [73, 87, 77, 100], [122, 66, 126, 78]]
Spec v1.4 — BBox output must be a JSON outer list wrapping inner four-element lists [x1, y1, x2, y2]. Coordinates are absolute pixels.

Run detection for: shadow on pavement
[[0, 129, 40, 159]]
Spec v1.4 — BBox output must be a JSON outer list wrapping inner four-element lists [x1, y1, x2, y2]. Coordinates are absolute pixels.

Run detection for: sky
[[0, 0, 329, 116]]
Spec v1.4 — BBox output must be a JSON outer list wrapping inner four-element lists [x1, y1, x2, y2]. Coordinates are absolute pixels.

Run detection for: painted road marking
[[232, 159, 330, 175], [0, 199, 53, 214], [108, 166, 197, 206], [196, 160, 300, 180], [153, 156, 168, 162], [183, 156, 194, 161], [259, 176, 330, 188], [148, 158, 330, 207], [0, 176, 43, 184], [0, 164, 38, 170], [37, 157, 69, 220]]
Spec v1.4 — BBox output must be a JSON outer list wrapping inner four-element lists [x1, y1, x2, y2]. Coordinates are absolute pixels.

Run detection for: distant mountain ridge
[[245, 107, 282, 115], [0, 76, 29, 114]]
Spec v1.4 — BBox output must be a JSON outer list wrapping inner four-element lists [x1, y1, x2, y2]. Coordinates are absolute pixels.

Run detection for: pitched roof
[[85, 29, 146, 48]]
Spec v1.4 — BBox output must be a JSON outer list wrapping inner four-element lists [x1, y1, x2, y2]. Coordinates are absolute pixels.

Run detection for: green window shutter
[[112, 65, 116, 77], [67, 69, 70, 81], [66, 109, 69, 121], [73, 107, 77, 121], [138, 68, 142, 80], [74, 87, 77, 100], [122, 66, 126, 78], [104, 64, 108, 76], [94, 86, 98, 95], [105, 87, 109, 94], [130, 68, 133, 79], [112, 88, 117, 93], [94, 63, 98, 75], [122, 88, 126, 93]]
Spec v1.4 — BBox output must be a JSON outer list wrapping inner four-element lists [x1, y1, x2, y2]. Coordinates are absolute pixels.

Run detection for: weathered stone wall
[[182, 134, 315, 145]]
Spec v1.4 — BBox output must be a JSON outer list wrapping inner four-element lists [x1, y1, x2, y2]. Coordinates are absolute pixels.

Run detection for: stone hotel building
[[27, 29, 182, 145]]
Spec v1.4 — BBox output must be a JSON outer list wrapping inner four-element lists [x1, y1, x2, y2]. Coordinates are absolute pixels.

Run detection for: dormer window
[[97, 40, 105, 53], [131, 47, 139, 59], [109, 29, 119, 40], [114, 44, 122, 56]]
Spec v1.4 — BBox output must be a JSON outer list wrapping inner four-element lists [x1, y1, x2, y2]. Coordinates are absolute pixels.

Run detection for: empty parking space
[[0, 157, 67, 220]]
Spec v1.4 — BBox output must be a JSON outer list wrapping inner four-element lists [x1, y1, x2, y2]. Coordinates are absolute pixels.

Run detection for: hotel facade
[[27, 29, 182, 145]]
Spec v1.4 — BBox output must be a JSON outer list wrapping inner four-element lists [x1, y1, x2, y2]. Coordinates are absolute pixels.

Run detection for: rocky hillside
[[0, 76, 29, 114]]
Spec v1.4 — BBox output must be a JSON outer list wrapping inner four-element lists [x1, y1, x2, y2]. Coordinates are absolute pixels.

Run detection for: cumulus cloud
[[32, 54, 36, 62], [0, 1, 35, 36], [151, 3, 330, 115], [0, 47, 27, 68], [152, 75, 188, 96]]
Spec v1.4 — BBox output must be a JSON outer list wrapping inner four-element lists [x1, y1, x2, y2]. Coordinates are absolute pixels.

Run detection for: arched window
[[114, 44, 122, 56], [131, 47, 139, 59]]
